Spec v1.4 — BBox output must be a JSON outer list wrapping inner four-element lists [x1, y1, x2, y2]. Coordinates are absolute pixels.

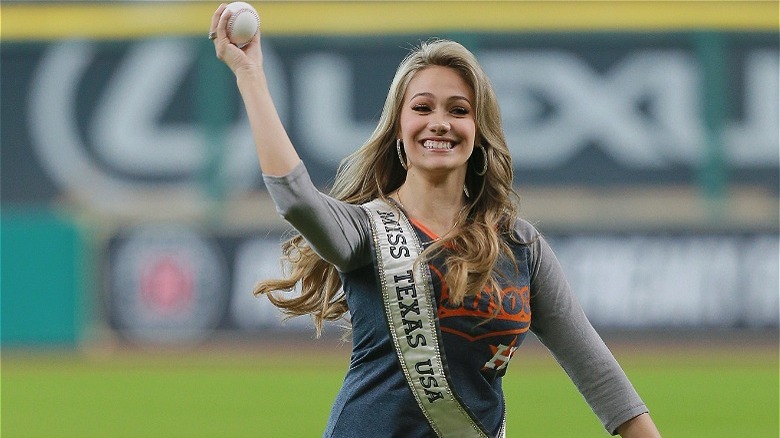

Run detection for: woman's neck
[[393, 174, 466, 238]]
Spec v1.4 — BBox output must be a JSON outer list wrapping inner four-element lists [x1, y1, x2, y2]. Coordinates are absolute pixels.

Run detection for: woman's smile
[[423, 139, 454, 150]]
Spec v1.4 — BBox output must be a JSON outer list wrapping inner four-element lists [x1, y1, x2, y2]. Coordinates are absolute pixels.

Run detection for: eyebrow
[[410, 92, 472, 105]]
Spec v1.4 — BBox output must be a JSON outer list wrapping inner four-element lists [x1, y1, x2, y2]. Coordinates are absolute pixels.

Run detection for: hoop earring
[[474, 144, 488, 176], [396, 139, 408, 170]]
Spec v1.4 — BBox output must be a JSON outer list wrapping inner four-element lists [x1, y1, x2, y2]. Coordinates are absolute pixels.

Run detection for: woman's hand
[[209, 3, 263, 76], [617, 413, 662, 438], [207, 3, 301, 176]]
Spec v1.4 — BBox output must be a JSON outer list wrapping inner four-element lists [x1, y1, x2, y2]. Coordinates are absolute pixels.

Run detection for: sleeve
[[520, 221, 649, 435], [262, 161, 372, 272]]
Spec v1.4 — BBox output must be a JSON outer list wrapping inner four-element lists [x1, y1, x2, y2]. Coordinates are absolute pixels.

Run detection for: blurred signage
[[105, 225, 778, 344], [1, 33, 778, 214], [107, 224, 229, 343], [549, 233, 779, 328]]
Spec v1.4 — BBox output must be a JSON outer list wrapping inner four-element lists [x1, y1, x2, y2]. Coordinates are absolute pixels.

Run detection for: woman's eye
[[451, 107, 470, 116], [412, 104, 431, 112]]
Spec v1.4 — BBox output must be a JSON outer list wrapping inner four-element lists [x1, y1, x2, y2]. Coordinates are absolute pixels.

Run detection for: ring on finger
[[208, 31, 217, 40]]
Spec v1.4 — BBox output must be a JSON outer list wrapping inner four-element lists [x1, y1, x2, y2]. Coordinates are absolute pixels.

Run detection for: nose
[[430, 120, 450, 135]]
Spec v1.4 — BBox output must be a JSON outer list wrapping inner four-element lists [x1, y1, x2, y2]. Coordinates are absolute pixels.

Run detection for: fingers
[[210, 3, 233, 49], [209, 3, 227, 36], [216, 6, 232, 42], [210, 3, 235, 62]]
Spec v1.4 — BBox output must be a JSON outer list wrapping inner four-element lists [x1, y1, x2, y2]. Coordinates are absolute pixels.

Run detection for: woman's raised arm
[[210, 3, 300, 177]]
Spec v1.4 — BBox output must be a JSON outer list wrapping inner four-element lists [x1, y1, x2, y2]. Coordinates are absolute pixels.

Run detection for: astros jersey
[[263, 163, 648, 437]]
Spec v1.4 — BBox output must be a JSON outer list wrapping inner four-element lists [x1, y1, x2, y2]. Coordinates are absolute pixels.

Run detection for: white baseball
[[223, 2, 260, 48]]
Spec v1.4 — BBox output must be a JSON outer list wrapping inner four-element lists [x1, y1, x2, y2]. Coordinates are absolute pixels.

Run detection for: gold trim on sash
[[362, 199, 492, 438]]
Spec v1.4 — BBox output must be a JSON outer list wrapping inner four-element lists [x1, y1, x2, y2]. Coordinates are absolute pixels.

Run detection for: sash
[[362, 199, 496, 438]]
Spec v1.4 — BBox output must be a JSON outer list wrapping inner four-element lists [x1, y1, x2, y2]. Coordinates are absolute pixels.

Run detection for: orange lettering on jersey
[[432, 265, 531, 324]]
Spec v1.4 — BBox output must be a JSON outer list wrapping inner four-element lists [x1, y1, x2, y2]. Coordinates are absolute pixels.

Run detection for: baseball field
[[2, 331, 777, 438]]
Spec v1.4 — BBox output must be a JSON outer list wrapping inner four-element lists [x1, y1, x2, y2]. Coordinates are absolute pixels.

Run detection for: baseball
[[223, 2, 260, 48]]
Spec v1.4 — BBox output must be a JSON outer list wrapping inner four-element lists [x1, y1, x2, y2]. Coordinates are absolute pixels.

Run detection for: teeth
[[424, 140, 453, 150]]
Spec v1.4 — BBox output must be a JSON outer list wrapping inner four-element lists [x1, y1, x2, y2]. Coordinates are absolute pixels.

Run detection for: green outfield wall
[[1, 211, 89, 345]]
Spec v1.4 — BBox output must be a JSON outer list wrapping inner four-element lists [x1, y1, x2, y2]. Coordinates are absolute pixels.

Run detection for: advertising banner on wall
[[2, 32, 778, 216], [104, 224, 779, 344]]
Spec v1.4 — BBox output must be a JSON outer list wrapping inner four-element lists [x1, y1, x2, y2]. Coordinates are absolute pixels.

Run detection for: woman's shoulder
[[510, 217, 542, 245]]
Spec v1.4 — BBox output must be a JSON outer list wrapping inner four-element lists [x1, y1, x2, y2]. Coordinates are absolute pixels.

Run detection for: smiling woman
[[208, 0, 662, 431]]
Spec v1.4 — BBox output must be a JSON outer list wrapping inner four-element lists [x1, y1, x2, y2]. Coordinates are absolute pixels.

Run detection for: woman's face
[[398, 66, 476, 177]]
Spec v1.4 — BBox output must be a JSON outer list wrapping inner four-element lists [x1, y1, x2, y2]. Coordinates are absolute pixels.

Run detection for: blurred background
[[2, 1, 778, 437]]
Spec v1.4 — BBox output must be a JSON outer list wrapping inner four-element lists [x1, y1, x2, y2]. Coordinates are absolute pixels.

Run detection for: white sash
[[362, 199, 495, 438]]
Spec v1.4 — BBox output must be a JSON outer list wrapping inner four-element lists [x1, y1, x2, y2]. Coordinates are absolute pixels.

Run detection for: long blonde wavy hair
[[254, 39, 521, 335]]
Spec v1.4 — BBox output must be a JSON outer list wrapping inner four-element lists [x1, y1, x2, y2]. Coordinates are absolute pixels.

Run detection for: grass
[[2, 350, 347, 438], [2, 338, 777, 437], [505, 350, 779, 437]]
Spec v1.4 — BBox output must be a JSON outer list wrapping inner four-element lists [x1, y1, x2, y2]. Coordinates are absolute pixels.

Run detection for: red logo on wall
[[140, 255, 195, 317]]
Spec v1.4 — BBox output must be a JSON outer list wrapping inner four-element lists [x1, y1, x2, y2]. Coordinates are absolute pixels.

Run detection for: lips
[[423, 140, 453, 150]]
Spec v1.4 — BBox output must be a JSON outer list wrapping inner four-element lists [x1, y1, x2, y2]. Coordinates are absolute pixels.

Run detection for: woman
[[210, 4, 661, 437]]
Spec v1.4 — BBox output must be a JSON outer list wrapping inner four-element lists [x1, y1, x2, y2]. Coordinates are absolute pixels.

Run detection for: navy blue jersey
[[263, 163, 648, 437], [326, 221, 531, 437]]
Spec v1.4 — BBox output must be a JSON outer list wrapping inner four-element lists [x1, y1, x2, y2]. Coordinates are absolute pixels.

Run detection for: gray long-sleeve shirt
[[264, 162, 647, 437]]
